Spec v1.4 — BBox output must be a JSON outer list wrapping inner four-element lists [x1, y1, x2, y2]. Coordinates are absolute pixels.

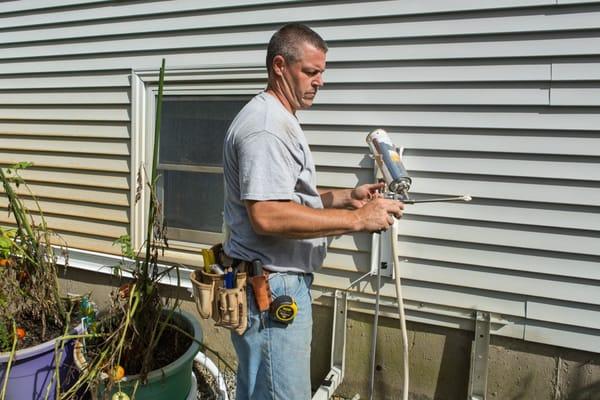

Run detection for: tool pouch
[[190, 269, 248, 335], [190, 270, 220, 319], [249, 274, 272, 312], [214, 272, 247, 335]]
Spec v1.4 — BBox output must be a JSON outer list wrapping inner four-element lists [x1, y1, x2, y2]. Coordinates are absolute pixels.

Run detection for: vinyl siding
[[0, 0, 599, 353], [0, 70, 131, 255]]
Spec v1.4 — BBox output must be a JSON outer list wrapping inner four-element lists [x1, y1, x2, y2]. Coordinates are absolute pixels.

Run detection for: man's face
[[280, 42, 326, 111]]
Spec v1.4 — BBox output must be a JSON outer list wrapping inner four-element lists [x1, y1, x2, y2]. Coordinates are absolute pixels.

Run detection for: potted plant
[[0, 162, 81, 400], [67, 59, 202, 400]]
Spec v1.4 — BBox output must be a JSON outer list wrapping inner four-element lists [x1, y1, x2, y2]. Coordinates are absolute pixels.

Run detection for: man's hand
[[354, 197, 404, 233], [348, 182, 385, 209], [320, 182, 385, 209]]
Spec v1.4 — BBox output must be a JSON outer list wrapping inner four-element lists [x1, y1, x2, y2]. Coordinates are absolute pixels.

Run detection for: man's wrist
[[349, 209, 363, 232], [344, 188, 356, 208]]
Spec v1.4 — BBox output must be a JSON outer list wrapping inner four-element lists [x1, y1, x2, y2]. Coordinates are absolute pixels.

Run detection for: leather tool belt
[[190, 243, 248, 335]]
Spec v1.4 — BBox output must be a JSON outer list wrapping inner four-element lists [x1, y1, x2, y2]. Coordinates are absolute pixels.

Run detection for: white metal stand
[[312, 290, 348, 400], [468, 311, 491, 400]]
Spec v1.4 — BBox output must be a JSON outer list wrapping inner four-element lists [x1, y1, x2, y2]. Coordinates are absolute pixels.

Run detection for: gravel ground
[[193, 360, 236, 400], [192, 362, 355, 399]]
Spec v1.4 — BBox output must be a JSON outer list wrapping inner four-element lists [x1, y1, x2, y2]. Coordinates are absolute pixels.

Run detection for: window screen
[[158, 96, 248, 243]]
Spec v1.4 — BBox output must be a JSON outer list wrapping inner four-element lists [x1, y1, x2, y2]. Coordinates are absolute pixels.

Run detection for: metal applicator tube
[[403, 195, 472, 204]]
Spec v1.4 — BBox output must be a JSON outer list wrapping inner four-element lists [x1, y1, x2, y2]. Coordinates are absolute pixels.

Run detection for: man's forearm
[[319, 188, 353, 209], [246, 199, 361, 239]]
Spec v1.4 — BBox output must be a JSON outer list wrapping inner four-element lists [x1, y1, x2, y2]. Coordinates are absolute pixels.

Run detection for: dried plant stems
[[0, 322, 18, 399], [0, 167, 35, 245], [0, 163, 67, 339], [142, 57, 166, 284], [65, 59, 187, 399]]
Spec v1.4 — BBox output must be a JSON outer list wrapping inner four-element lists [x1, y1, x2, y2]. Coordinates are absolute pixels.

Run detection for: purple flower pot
[[0, 326, 81, 400]]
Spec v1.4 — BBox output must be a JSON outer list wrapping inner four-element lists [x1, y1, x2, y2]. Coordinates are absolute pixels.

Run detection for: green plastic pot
[[95, 310, 202, 400]]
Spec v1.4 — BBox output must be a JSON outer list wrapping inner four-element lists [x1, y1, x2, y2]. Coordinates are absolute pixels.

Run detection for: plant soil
[[0, 257, 79, 353], [86, 315, 192, 376], [148, 322, 192, 372], [11, 314, 79, 351]]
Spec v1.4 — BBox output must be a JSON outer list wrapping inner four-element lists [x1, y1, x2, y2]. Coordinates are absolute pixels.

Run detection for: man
[[223, 23, 404, 399]]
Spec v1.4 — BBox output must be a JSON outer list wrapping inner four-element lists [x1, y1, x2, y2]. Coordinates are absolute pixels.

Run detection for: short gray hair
[[266, 23, 327, 74]]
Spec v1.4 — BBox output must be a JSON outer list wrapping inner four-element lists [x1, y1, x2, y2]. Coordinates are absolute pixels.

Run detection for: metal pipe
[[391, 219, 409, 400], [368, 255, 383, 400]]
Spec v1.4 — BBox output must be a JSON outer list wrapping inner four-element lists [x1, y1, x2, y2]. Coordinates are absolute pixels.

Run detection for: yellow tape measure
[[270, 295, 298, 323]]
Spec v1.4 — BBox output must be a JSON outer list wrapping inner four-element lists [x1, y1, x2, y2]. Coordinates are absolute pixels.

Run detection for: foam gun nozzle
[[403, 195, 473, 204]]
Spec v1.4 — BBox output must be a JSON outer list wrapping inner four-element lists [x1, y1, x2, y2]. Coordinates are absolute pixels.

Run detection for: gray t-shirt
[[222, 92, 327, 273]]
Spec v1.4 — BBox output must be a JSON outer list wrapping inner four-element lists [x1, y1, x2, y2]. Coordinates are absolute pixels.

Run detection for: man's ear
[[271, 55, 286, 77]]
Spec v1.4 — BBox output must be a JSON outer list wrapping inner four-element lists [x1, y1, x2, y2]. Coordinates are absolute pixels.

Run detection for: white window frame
[[130, 66, 266, 254]]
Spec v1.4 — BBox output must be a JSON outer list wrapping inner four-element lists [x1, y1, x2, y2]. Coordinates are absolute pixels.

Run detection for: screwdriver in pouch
[[250, 259, 271, 312], [201, 249, 212, 272]]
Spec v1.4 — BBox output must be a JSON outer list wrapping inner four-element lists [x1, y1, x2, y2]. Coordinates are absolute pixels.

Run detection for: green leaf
[[10, 161, 33, 170], [113, 235, 135, 259], [0, 236, 12, 250]]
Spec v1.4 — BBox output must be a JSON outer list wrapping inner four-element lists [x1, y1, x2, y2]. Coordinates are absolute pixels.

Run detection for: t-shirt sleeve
[[237, 131, 299, 201]]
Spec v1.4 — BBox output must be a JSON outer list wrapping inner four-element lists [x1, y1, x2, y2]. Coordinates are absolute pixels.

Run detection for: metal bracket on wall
[[312, 290, 348, 400], [468, 311, 491, 400]]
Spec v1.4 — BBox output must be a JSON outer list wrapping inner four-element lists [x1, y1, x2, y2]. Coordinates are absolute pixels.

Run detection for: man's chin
[[299, 99, 315, 109]]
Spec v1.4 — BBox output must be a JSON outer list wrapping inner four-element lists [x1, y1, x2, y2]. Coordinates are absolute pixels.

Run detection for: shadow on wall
[[510, 373, 534, 400], [486, 334, 600, 400], [433, 324, 471, 400], [565, 358, 600, 400], [569, 380, 600, 400]]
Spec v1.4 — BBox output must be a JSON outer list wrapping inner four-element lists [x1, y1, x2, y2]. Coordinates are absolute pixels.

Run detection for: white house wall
[[0, 0, 599, 352]]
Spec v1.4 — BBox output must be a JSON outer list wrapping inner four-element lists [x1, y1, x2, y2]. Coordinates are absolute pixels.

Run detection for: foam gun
[[366, 128, 472, 204]]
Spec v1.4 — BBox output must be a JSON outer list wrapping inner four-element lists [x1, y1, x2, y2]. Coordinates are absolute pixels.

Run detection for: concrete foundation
[[60, 268, 600, 400]]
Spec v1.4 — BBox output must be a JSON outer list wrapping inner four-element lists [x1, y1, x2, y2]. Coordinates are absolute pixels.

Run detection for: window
[[157, 96, 249, 244]]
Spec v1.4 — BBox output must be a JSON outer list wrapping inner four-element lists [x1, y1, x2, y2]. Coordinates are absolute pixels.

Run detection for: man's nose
[[314, 74, 324, 87]]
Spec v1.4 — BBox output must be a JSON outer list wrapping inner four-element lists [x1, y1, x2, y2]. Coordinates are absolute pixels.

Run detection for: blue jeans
[[232, 272, 314, 400]]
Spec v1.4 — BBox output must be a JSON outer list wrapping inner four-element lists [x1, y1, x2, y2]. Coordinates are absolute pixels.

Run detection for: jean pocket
[[267, 273, 285, 299]]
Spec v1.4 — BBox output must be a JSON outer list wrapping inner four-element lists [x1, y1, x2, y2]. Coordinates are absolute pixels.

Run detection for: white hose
[[194, 352, 230, 400], [391, 219, 409, 400]]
